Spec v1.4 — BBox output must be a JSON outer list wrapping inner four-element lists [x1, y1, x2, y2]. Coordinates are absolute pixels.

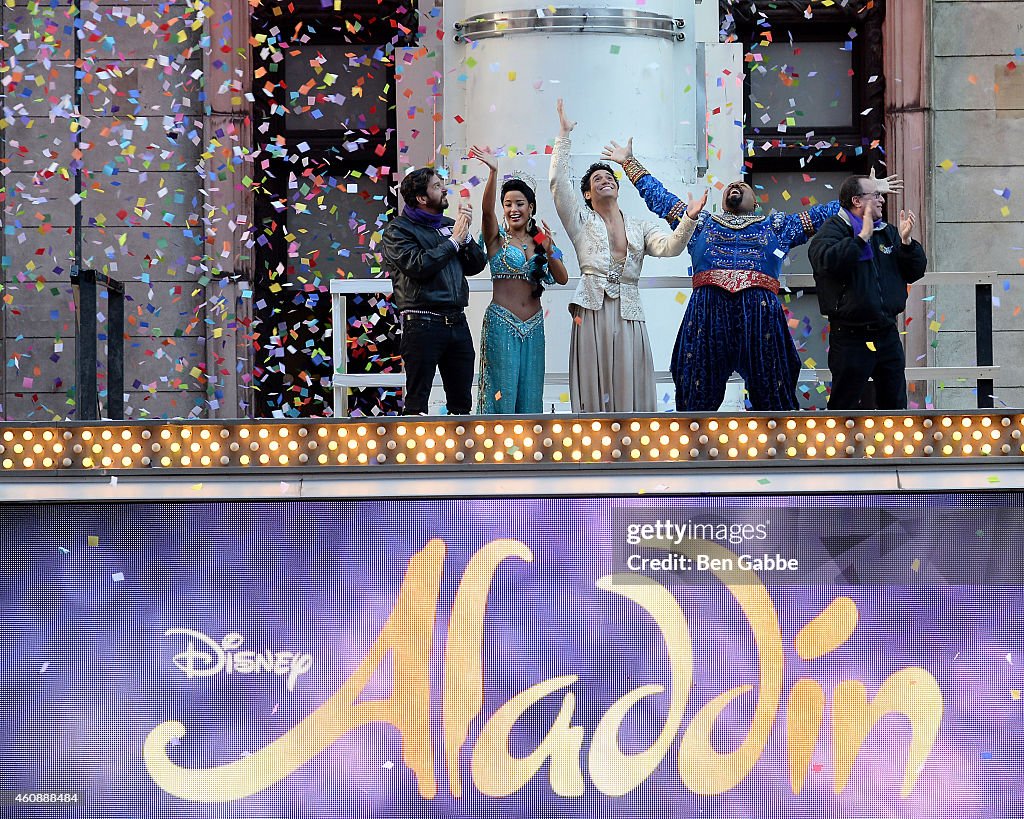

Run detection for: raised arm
[[775, 199, 843, 251], [470, 145, 500, 256], [549, 99, 584, 243], [780, 167, 904, 250], [642, 190, 707, 257], [601, 139, 693, 229]]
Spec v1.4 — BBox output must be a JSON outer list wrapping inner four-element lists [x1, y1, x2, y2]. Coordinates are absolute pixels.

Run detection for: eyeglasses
[[854, 191, 885, 200]]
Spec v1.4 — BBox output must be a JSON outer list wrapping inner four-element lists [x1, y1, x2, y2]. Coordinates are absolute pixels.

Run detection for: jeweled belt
[[693, 269, 780, 295]]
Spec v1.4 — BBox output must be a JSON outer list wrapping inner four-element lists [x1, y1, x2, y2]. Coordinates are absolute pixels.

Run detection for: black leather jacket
[[809, 211, 927, 327], [381, 214, 486, 312]]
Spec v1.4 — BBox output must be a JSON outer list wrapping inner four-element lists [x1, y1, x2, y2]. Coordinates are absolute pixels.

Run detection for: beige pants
[[568, 296, 656, 413]]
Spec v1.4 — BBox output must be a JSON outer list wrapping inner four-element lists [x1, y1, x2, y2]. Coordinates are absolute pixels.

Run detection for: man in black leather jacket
[[809, 174, 927, 410], [382, 168, 487, 415]]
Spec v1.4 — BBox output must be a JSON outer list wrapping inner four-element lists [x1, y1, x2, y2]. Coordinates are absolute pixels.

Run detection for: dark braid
[[526, 216, 547, 299]]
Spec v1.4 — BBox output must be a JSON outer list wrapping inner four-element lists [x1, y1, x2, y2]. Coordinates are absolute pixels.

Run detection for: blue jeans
[[400, 311, 475, 415]]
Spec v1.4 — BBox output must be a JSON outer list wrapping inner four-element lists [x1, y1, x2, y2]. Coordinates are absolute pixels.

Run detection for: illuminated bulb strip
[[0, 415, 1021, 472]]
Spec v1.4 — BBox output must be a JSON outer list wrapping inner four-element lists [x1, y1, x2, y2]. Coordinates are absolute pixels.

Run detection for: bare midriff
[[492, 277, 542, 322]]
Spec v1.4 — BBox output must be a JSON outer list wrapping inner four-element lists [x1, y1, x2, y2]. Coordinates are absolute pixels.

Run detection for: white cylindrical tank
[[447, 1, 699, 196], [437, 0, 744, 412]]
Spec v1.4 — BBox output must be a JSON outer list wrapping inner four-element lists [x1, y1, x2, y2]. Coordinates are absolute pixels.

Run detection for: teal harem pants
[[478, 303, 546, 414]]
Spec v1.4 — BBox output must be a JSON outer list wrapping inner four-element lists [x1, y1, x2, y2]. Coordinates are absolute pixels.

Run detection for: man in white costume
[[549, 99, 706, 413]]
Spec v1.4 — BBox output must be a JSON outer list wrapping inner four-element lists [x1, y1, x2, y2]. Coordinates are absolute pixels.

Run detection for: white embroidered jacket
[[549, 136, 697, 321]]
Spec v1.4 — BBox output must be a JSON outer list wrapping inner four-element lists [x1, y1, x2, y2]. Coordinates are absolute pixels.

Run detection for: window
[[748, 41, 855, 132], [251, 2, 414, 418]]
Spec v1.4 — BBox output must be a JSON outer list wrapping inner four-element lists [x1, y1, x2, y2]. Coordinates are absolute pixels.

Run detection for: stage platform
[[1, 410, 1023, 500], [2, 410, 1022, 818]]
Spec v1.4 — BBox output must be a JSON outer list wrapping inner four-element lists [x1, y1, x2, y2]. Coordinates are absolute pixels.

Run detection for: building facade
[[0, 0, 1019, 419]]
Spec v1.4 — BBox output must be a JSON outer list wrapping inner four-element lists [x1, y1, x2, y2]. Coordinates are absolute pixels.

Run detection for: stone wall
[[930, 0, 1024, 408]]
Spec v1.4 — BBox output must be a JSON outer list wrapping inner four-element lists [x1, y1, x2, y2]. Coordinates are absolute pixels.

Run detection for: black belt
[[830, 321, 895, 333], [401, 309, 465, 326]]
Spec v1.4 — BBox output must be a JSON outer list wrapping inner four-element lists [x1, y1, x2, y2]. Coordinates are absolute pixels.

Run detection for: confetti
[[0, 2, 985, 422], [112, 572, 125, 583]]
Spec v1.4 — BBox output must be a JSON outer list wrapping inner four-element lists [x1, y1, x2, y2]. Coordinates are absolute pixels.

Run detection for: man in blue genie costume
[[602, 139, 902, 412]]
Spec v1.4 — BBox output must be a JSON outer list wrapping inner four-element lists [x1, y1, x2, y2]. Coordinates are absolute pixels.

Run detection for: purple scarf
[[845, 208, 885, 261], [402, 205, 447, 230]]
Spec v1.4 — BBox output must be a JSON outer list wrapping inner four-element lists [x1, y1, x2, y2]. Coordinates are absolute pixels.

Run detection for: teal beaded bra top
[[489, 228, 553, 284]]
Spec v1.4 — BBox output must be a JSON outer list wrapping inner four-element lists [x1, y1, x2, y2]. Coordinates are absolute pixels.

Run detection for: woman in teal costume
[[472, 146, 569, 414]]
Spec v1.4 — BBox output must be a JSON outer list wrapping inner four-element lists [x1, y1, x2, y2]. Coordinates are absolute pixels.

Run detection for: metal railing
[[330, 271, 1000, 416], [72, 268, 125, 421], [452, 7, 685, 42]]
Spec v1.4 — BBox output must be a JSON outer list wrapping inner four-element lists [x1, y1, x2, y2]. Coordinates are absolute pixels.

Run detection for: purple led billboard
[[0, 494, 1021, 818]]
